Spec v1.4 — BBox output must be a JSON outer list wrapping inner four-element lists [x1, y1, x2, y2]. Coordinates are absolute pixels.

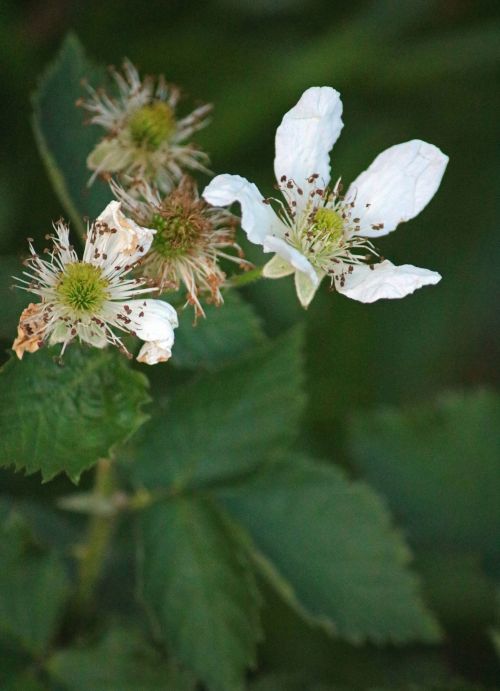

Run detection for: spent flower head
[[80, 60, 212, 193], [13, 202, 178, 364], [203, 87, 448, 307], [111, 176, 249, 317]]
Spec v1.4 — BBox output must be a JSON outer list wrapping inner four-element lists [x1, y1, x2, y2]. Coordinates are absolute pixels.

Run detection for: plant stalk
[[228, 266, 263, 288], [75, 458, 117, 611]]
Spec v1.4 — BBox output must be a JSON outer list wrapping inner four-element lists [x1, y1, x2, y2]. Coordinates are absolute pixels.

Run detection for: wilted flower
[[111, 176, 248, 317], [80, 60, 212, 193], [13, 202, 178, 364], [203, 87, 448, 307]]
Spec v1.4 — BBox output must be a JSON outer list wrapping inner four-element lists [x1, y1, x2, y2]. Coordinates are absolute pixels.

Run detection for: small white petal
[[77, 324, 108, 348], [87, 138, 133, 174], [262, 235, 319, 287], [84, 201, 155, 273], [295, 269, 322, 308], [95, 201, 155, 260], [336, 260, 441, 303], [346, 140, 448, 238], [110, 298, 178, 341], [48, 321, 108, 348], [202, 174, 286, 245], [137, 339, 173, 365], [262, 254, 295, 279], [274, 87, 343, 194]]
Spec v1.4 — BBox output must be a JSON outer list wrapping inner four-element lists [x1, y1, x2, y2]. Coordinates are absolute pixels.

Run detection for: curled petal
[[12, 303, 47, 359], [202, 174, 285, 245], [346, 140, 448, 238], [274, 87, 343, 202], [137, 338, 174, 365], [124, 299, 178, 340], [84, 201, 155, 273], [263, 235, 319, 287], [336, 260, 441, 303]]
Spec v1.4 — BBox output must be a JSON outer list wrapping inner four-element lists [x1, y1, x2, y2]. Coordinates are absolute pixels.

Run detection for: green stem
[[75, 458, 117, 611], [228, 266, 263, 288]]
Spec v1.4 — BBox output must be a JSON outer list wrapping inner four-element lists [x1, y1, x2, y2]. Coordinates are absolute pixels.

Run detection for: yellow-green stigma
[[128, 102, 175, 151], [313, 207, 344, 242], [56, 263, 108, 313]]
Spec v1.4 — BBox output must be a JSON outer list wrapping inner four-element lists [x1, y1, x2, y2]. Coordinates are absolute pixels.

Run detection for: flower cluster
[[13, 66, 448, 364], [13, 202, 178, 364]]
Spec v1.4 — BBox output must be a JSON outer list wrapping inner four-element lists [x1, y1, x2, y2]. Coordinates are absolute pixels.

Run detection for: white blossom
[[110, 177, 249, 317], [203, 87, 448, 308], [80, 60, 212, 193], [13, 202, 178, 364]]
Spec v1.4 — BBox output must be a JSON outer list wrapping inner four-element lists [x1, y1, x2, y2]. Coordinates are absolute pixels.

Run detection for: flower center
[[151, 210, 205, 259], [312, 207, 344, 242], [56, 262, 109, 313], [128, 102, 175, 151]]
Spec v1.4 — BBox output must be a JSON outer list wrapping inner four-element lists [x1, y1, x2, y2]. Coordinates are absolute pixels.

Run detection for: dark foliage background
[[0, 1, 499, 689]]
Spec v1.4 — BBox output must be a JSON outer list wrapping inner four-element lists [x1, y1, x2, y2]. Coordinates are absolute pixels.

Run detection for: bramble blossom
[[13, 202, 178, 364], [110, 176, 248, 317], [203, 87, 448, 307], [81, 60, 211, 193]]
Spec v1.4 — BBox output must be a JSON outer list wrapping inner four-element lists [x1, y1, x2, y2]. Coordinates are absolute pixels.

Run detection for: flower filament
[[270, 176, 379, 278]]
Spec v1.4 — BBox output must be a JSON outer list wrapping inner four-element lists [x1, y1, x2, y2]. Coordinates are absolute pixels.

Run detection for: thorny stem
[[75, 458, 117, 611], [228, 266, 263, 288]]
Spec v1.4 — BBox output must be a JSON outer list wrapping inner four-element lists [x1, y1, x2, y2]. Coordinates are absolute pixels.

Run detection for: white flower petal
[[262, 235, 319, 287], [274, 87, 343, 194], [336, 260, 441, 303], [48, 321, 108, 348], [295, 270, 322, 308], [137, 339, 173, 365], [262, 254, 295, 279], [346, 140, 448, 238], [110, 298, 178, 341], [84, 201, 155, 273], [87, 138, 134, 174], [77, 324, 108, 348], [202, 174, 285, 245]]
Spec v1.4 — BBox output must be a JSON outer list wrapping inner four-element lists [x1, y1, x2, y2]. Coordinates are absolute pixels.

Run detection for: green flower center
[[313, 207, 344, 242], [128, 102, 175, 151], [151, 211, 204, 259], [56, 263, 109, 313]]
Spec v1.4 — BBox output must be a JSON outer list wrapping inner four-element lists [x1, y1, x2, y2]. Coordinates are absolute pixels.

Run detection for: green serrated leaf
[[0, 346, 150, 482], [32, 34, 112, 238], [172, 292, 266, 370], [349, 390, 500, 562], [138, 495, 262, 691], [131, 327, 305, 490], [48, 626, 196, 691], [0, 513, 70, 655], [217, 455, 441, 645]]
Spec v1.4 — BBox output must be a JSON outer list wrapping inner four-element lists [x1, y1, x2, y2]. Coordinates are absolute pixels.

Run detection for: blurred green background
[[1, 0, 498, 445]]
